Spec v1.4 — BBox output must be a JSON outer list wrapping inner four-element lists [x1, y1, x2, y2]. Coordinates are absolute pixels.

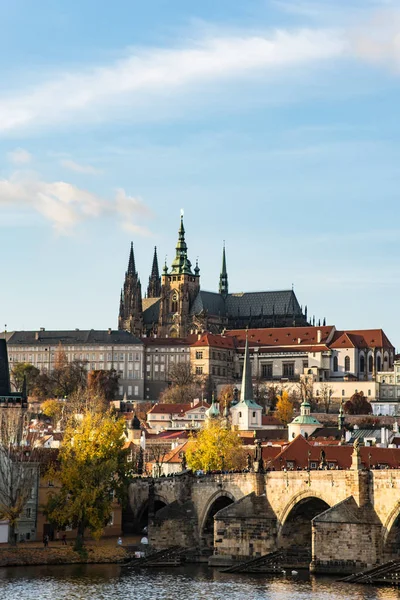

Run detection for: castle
[[118, 214, 309, 337]]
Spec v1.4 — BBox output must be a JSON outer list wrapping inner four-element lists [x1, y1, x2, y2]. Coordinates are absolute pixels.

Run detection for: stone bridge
[[127, 465, 400, 574]]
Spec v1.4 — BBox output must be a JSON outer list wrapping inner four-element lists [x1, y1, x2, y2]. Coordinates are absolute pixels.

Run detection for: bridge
[[126, 456, 400, 574]]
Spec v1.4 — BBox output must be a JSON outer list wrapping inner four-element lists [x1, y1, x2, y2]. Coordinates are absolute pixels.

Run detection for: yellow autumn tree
[[275, 390, 294, 425], [186, 420, 246, 472], [40, 399, 63, 425], [45, 410, 131, 549]]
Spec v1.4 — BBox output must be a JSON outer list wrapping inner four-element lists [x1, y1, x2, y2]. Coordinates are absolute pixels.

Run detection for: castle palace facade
[[118, 215, 310, 338]]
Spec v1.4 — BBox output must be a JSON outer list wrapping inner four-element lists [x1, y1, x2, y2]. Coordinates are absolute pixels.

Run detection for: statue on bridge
[[253, 439, 264, 473], [246, 453, 253, 472], [319, 449, 327, 469], [180, 451, 187, 472]]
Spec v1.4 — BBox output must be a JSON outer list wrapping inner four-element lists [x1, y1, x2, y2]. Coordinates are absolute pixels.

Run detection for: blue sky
[[1, 0, 400, 346]]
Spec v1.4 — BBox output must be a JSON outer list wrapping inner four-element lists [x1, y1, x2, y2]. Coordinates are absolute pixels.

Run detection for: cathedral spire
[[219, 242, 228, 298], [127, 242, 136, 276], [170, 211, 193, 275], [147, 246, 161, 298]]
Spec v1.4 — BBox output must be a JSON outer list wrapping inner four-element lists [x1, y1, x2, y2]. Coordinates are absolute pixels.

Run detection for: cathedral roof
[[142, 297, 160, 324], [225, 290, 302, 318], [190, 291, 226, 316]]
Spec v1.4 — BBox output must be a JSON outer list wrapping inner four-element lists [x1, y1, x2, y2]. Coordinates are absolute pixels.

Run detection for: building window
[[310, 462, 317, 470], [134, 386, 139, 396], [283, 362, 295, 378], [128, 385, 132, 396], [196, 351, 203, 360], [195, 366, 203, 375], [342, 390, 345, 396], [368, 389, 371, 396], [360, 355, 365, 373], [368, 355, 373, 372], [344, 356, 350, 372], [333, 356, 338, 372], [261, 363, 273, 378], [377, 356, 382, 371], [128, 353, 133, 361]]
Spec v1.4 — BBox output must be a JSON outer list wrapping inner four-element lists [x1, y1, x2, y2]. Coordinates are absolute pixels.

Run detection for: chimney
[[35, 332, 39, 340], [297, 338, 301, 344], [40, 327, 45, 332], [317, 330, 322, 343], [381, 427, 387, 446], [108, 328, 112, 335]]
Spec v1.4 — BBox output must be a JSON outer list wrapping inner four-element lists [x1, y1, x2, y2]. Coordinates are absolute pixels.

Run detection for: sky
[[1, 0, 400, 346]]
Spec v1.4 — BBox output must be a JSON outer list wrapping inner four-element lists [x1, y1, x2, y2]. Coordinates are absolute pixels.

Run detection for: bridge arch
[[199, 490, 236, 548], [382, 502, 400, 558], [278, 491, 330, 551], [136, 494, 169, 533]]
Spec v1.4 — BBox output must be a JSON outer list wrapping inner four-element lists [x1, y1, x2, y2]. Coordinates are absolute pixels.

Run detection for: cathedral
[[118, 214, 309, 338]]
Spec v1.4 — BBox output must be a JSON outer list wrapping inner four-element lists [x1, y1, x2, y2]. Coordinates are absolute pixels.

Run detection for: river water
[[0, 564, 400, 600]]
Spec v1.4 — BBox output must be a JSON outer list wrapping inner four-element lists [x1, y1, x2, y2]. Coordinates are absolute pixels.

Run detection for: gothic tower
[[147, 246, 161, 298], [219, 243, 228, 298], [158, 213, 200, 338], [118, 243, 143, 336]]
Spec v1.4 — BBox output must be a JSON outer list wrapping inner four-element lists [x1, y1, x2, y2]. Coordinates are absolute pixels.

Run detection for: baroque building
[[118, 213, 309, 338]]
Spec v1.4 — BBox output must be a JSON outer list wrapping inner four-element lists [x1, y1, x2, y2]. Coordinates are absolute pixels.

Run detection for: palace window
[[333, 356, 338, 372], [195, 366, 203, 375], [377, 356, 382, 371], [344, 356, 351, 372], [283, 362, 295, 378], [196, 351, 203, 359], [360, 355, 365, 373], [261, 363, 273, 378]]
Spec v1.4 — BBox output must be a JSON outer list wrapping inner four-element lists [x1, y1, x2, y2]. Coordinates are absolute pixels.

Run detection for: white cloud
[[7, 148, 32, 164], [0, 172, 151, 234], [350, 10, 400, 68], [60, 159, 102, 175], [0, 28, 346, 134]]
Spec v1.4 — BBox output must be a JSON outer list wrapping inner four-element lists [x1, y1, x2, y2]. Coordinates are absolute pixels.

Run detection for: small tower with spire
[[158, 211, 200, 337], [230, 334, 262, 431], [147, 246, 161, 298], [219, 243, 228, 298], [118, 242, 143, 336]]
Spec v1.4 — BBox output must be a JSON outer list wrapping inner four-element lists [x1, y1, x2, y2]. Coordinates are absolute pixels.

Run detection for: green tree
[[186, 420, 245, 472], [45, 410, 131, 549], [10, 363, 40, 394]]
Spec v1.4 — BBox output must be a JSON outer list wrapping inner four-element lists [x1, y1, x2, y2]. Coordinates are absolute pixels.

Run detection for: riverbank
[[0, 536, 140, 567]]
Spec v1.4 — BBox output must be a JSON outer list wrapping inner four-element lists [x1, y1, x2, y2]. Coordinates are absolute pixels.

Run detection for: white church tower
[[230, 335, 263, 431]]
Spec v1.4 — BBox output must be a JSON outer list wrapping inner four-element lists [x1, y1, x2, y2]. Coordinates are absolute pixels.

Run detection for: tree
[[265, 383, 280, 412], [0, 410, 39, 544], [296, 376, 316, 410], [319, 383, 334, 414], [253, 377, 269, 410], [40, 399, 63, 425], [88, 369, 119, 401], [344, 392, 372, 415], [45, 410, 131, 549], [186, 420, 246, 472], [160, 361, 203, 404], [10, 363, 40, 394], [275, 391, 294, 425], [218, 384, 235, 406]]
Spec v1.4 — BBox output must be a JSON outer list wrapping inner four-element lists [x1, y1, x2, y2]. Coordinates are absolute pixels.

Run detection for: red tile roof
[[330, 329, 394, 350], [225, 326, 334, 348], [265, 435, 400, 470], [191, 333, 235, 348]]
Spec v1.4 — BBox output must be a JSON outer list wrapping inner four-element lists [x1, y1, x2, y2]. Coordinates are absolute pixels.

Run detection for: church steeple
[[170, 212, 193, 275], [240, 334, 254, 403], [147, 246, 161, 298], [118, 242, 143, 336], [219, 243, 228, 298]]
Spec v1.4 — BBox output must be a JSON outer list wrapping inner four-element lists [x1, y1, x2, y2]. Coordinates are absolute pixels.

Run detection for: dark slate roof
[[190, 291, 226, 316], [143, 297, 160, 324], [225, 290, 301, 318], [7, 330, 143, 346]]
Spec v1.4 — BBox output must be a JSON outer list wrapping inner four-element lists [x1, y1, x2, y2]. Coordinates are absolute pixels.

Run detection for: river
[[0, 563, 400, 600]]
